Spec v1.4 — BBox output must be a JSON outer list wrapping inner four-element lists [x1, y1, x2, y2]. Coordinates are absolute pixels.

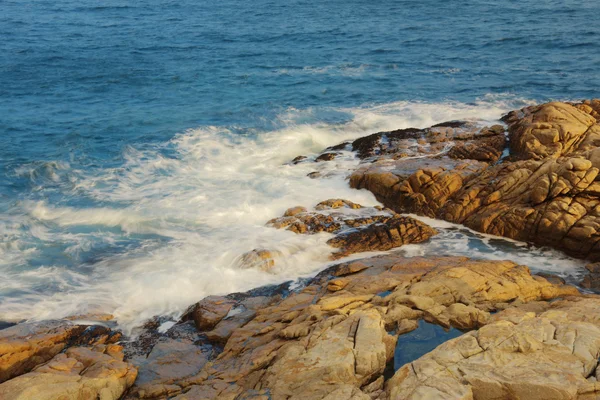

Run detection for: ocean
[[1, 0, 599, 333]]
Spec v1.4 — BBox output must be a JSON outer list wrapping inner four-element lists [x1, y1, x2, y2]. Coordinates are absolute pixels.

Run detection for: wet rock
[[283, 206, 307, 217], [0, 322, 16, 331], [327, 214, 437, 259], [534, 272, 566, 286], [315, 198, 362, 210], [315, 152, 338, 162], [181, 296, 237, 332], [268, 200, 436, 258], [349, 123, 506, 163], [128, 338, 212, 399], [349, 100, 600, 261], [291, 155, 307, 164], [447, 125, 506, 162], [580, 262, 600, 290], [0, 344, 137, 400], [237, 249, 282, 272]]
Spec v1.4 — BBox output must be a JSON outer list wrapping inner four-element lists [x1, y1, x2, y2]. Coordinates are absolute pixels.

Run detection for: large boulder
[[349, 100, 600, 261]]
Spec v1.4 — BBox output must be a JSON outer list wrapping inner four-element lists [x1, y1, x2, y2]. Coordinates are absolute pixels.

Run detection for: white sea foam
[[3, 96, 582, 335]]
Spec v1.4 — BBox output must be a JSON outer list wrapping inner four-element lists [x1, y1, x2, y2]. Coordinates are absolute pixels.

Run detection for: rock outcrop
[[387, 296, 600, 400], [349, 100, 600, 261], [0, 345, 137, 400], [268, 199, 437, 258], [0, 321, 136, 400], [127, 255, 578, 399]]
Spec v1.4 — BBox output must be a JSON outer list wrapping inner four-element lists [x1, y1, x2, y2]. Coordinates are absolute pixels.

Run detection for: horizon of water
[[1, 0, 599, 332]]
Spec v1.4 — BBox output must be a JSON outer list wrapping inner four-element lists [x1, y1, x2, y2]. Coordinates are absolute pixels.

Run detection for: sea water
[[1, 0, 599, 332]]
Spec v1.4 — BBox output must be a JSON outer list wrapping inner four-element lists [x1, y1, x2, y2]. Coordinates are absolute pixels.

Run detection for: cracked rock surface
[[127, 255, 578, 399], [268, 199, 437, 258], [349, 100, 600, 261]]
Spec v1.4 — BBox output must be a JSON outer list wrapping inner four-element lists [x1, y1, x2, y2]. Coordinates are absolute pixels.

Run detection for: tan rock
[[0, 345, 137, 400], [387, 297, 600, 400], [0, 321, 92, 383], [146, 255, 581, 400]]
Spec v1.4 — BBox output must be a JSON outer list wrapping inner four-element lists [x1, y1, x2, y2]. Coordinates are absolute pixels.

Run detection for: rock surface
[[0, 321, 136, 400], [349, 100, 600, 261], [387, 296, 600, 400], [0, 345, 137, 400], [126, 254, 579, 399], [268, 199, 437, 258]]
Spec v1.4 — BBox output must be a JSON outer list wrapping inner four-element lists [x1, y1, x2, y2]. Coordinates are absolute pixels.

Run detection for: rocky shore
[[2, 100, 600, 399]]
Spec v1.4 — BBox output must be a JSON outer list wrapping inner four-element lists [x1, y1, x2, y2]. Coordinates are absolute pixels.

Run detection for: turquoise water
[[1, 0, 598, 330]]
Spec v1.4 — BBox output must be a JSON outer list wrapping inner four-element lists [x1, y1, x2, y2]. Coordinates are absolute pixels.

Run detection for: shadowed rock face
[[350, 100, 600, 261], [126, 255, 578, 399], [267, 199, 437, 258]]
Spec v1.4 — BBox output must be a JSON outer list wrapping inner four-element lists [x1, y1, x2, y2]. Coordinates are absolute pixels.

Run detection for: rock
[[386, 296, 600, 400], [0, 320, 99, 383], [133, 254, 578, 399], [283, 206, 308, 217], [534, 272, 566, 286], [315, 152, 338, 162], [267, 200, 437, 258], [349, 100, 600, 260], [181, 296, 237, 332], [128, 339, 211, 399], [291, 155, 307, 164], [0, 345, 137, 400], [326, 215, 437, 258], [503, 101, 597, 160], [581, 263, 600, 290], [237, 249, 282, 272], [350, 123, 506, 163], [315, 199, 362, 210]]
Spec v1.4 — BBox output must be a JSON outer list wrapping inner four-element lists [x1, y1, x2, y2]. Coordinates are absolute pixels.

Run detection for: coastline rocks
[[268, 199, 437, 258], [0, 345, 137, 400], [131, 254, 578, 399], [327, 214, 437, 259], [0, 321, 136, 400], [386, 296, 600, 399], [349, 100, 600, 260], [350, 122, 506, 163], [0, 320, 95, 383], [503, 101, 599, 160]]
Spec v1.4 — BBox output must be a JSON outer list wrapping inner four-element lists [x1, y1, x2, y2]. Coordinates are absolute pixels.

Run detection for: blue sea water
[[1, 0, 599, 330]]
